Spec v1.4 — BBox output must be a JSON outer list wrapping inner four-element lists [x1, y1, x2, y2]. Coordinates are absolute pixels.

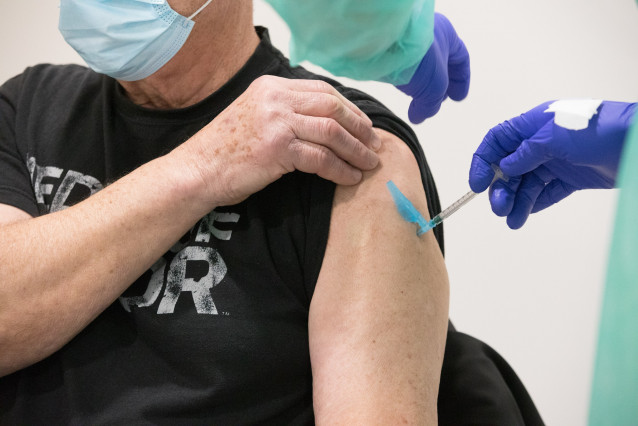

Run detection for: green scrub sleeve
[[264, 0, 435, 85], [589, 111, 638, 425]]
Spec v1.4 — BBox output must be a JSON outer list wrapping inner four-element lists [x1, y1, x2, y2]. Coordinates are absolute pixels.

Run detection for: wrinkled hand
[[469, 101, 637, 229], [396, 13, 470, 124], [178, 75, 381, 207]]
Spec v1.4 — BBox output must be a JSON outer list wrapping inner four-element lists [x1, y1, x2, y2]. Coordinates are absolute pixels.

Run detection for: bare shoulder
[[331, 128, 430, 236], [373, 128, 421, 168], [323, 127, 440, 281]]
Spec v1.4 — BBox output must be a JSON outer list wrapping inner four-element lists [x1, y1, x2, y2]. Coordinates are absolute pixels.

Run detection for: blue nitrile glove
[[469, 101, 638, 229], [396, 13, 470, 124]]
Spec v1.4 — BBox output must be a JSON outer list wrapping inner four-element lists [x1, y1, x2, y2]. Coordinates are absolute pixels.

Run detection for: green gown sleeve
[[264, 0, 435, 84], [589, 111, 638, 426]]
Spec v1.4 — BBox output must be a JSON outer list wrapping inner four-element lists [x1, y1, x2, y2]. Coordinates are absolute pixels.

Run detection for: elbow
[[0, 309, 42, 377], [0, 327, 22, 377], [0, 362, 19, 378]]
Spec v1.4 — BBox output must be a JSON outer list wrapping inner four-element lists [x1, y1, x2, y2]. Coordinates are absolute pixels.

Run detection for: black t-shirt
[[0, 28, 443, 425]]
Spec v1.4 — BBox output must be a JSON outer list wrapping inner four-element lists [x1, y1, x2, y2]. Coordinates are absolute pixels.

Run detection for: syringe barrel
[[438, 190, 478, 221]]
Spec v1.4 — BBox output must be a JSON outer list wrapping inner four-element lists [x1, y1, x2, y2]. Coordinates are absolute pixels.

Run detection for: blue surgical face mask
[[59, 0, 214, 81]]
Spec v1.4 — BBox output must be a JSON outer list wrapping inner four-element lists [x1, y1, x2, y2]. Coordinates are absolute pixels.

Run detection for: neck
[[119, 1, 259, 110]]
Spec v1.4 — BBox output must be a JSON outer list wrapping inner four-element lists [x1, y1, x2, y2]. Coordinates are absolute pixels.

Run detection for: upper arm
[[309, 129, 449, 425]]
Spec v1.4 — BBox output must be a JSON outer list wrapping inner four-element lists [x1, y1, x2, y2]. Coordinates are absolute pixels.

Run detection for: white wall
[[2, 1, 637, 425]]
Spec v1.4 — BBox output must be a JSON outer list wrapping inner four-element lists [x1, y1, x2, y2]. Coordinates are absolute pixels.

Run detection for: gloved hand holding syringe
[[387, 164, 508, 235]]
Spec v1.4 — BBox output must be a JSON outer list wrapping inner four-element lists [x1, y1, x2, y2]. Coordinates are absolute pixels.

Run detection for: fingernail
[[371, 134, 382, 151], [364, 115, 373, 127], [370, 152, 380, 169], [352, 169, 363, 183]]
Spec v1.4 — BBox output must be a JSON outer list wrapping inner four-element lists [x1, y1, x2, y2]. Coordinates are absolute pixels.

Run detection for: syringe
[[428, 164, 507, 231]]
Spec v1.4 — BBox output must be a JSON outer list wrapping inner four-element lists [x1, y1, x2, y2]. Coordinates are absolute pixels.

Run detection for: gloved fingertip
[[491, 203, 509, 218], [408, 100, 441, 124], [506, 213, 527, 230], [408, 111, 428, 125], [490, 184, 514, 217], [447, 60, 470, 101], [469, 156, 494, 193], [469, 177, 490, 193], [447, 80, 470, 102], [468, 179, 485, 194]]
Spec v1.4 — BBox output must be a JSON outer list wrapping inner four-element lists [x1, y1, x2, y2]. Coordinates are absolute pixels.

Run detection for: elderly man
[[0, 0, 449, 424]]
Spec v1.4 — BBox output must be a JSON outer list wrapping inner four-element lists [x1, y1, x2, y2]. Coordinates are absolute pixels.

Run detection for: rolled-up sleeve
[[0, 73, 39, 217]]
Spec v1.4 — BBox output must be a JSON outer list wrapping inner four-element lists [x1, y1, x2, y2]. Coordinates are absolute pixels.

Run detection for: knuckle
[[263, 104, 282, 122], [251, 76, 282, 101], [320, 118, 341, 140], [352, 137, 369, 158], [484, 127, 497, 142], [267, 88, 284, 103], [254, 74, 276, 87], [314, 80, 339, 98], [352, 115, 370, 137], [286, 138, 302, 157], [519, 192, 535, 206], [343, 139, 360, 158], [280, 139, 299, 172], [345, 131, 364, 154], [323, 95, 342, 117], [312, 79, 332, 92], [250, 75, 269, 91], [314, 147, 337, 174]]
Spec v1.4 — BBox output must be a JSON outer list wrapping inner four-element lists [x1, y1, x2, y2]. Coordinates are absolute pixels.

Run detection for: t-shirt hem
[[0, 186, 38, 217]]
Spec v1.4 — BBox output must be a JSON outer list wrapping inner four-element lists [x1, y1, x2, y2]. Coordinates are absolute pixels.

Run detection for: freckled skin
[[179, 75, 380, 207]]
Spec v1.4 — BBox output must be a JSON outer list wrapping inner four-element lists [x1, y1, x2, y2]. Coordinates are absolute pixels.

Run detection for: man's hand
[[175, 75, 381, 207]]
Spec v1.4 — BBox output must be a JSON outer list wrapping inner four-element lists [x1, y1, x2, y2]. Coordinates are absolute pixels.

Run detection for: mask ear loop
[[188, 0, 214, 20]]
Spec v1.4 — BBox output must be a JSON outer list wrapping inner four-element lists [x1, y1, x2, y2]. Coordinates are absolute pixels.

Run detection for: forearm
[[0, 152, 210, 376]]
